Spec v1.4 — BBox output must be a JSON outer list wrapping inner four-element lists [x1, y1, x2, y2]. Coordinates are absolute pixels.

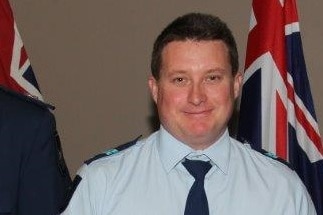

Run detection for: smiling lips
[[183, 108, 213, 116]]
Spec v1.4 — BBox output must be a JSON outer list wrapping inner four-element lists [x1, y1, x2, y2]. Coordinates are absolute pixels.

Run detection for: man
[[0, 86, 71, 214], [62, 13, 316, 214]]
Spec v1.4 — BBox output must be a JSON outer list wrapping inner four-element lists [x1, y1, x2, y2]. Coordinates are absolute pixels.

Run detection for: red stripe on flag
[[245, 1, 285, 73], [284, 0, 299, 24], [20, 46, 28, 69], [276, 91, 288, 159], [287, 82, 323, 155], [0, 0, 25, 93]]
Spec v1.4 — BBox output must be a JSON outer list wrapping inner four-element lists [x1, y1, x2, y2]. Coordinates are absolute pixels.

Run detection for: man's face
[[149, 40, 242, 149]]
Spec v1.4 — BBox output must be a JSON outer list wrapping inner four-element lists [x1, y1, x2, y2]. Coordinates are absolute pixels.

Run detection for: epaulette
[[254, 146, 294, 170], [240, 138, 294, 170], [84, 135, 142, 165], [0, 85, 55, 110]]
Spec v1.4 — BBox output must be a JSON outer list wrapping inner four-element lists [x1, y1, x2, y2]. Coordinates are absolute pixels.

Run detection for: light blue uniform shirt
[[62, 127, 316, 215]]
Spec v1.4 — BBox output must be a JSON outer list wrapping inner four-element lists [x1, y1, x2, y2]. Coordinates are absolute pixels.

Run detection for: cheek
[[158, 87, 187, 106], [208, 85, 234, 104]]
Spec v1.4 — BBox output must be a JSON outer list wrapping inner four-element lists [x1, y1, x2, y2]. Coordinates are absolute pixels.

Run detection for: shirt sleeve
[[292, 171, 317, 215], [61, 165, 93, 215]]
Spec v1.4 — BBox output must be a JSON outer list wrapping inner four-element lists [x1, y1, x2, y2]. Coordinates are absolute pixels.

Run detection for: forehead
[[160, 40, 231, 73]]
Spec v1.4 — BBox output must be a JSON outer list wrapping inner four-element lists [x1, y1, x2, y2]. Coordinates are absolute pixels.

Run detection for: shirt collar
[[157, 126, 192, 173], [157, 126, 231, 174], [203, 130, 230, 175]]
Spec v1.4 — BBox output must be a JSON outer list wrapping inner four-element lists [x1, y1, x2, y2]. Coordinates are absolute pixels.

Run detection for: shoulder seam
[[0, 85, 55, 110]]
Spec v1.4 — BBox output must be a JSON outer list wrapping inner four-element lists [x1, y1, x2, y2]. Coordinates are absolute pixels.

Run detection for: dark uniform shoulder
[[0, 85, 54, 110], [84, 135, 142, 165]]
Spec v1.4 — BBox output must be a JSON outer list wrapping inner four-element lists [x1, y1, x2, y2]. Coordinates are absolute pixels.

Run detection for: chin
[[188, 122, 212, 133], [186, 128, 212, 139]]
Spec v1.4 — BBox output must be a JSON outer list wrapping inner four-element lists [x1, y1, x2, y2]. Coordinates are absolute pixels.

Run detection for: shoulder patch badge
[[257, 148, 294, 170], [85, 135, 142, 165], [242, 140, 294, 170]]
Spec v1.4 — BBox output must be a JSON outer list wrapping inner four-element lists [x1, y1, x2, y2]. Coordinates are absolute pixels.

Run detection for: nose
[[188, 83, 206, 106]]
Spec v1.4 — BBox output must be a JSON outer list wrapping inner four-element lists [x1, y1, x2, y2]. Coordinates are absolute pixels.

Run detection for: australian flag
[[237, 0, 323, 213], [0, 0, 43, 100]]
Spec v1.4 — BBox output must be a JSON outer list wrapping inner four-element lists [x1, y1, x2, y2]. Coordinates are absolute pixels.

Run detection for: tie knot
[[183, 159, 212, 180]]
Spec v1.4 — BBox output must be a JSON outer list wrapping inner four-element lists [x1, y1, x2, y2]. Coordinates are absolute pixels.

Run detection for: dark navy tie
[[183, 159, 212, 215]]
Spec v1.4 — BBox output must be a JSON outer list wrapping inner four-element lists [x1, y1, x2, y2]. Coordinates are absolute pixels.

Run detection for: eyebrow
[[162, 67, 229, 79], [206, 68, 227, 73], [163, 70, 187, 78]]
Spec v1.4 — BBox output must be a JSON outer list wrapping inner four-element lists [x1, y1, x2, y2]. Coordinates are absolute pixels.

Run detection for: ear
[[233, 71, 243, 99], [148, 76, 158, 103]]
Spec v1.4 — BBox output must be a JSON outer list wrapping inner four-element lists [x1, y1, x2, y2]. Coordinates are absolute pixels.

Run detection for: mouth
[[183, 109, 213, 116]]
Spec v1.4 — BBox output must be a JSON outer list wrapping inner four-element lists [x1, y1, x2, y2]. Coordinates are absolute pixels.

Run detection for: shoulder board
[[0, 85, 55, 110], [85, 135, 142, 165], [254, 147, 294, 170]]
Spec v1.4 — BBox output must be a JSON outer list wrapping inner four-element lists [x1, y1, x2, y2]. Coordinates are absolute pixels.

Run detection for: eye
[[206, 74, 222, 82], [174, 77, 183, 82], [172, 77, 187, 84]]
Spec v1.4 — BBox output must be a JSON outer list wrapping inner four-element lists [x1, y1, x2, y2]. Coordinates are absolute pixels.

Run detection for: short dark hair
[[151, 13, 239, 79]]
